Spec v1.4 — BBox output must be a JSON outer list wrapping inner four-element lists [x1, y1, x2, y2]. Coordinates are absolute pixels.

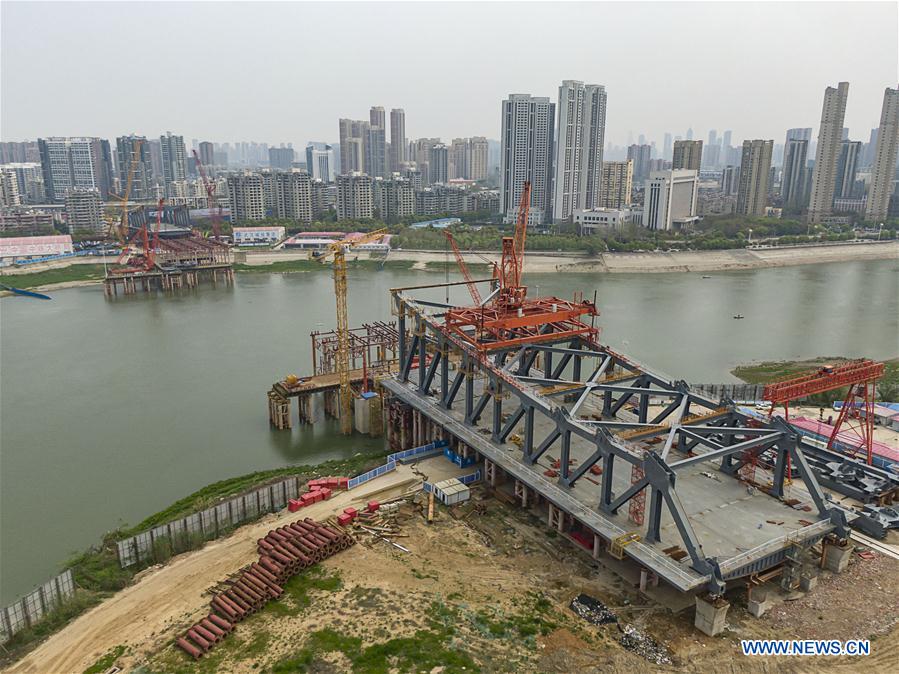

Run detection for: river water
[[1, 259, 897, 602]]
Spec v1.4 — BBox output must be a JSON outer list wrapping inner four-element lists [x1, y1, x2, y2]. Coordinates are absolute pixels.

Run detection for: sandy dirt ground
[[3, 466, 421, 674], [10, 475, 899, 674]]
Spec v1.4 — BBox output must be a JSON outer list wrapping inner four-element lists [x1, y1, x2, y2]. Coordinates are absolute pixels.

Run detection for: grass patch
[[271, 626, 477, 674], [0, 264, 107, 289], [263, 565, 343, 617], [83, 644, 126, 674], [731, 356, 853, 384]]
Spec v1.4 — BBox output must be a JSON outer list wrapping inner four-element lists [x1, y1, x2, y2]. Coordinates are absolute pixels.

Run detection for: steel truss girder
[[390, 291, 844, 591]]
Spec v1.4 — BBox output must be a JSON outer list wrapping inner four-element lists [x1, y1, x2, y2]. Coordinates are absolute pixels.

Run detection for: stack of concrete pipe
[[176, 517, 355, 659]]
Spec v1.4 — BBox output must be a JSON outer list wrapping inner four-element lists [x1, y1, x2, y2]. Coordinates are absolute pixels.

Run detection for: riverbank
[[1, 240, 895, 294]]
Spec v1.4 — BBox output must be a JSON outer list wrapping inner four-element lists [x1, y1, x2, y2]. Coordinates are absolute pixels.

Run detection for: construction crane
[[762, 359, 885, 465], [113, 198, 164, 273], [313, 228, 389, 435], [107, 138, 144, 242], [497, 180, 531, 310], [443, 230, 482, 306], [192, 149, 222, 240]]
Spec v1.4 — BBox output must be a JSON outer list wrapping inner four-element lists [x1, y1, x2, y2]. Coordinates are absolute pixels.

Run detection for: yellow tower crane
[[313, 228, 389, 435], [106, 138, 145, 242]]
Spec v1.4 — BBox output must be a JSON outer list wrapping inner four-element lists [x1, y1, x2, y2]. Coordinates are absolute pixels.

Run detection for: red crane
[[443, 230, 482, 306], [762, 359, 885, 465], [192, 149, 222, 240], [113, 198, 164, 273], [497, 180, 531, 310]]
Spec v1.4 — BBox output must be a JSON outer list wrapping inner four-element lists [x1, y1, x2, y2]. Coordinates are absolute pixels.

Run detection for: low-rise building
[[573, 208, 639, 235], [0, 234, 74, 261], [232, 226, 286, 246], [643, 170, 699, 231]]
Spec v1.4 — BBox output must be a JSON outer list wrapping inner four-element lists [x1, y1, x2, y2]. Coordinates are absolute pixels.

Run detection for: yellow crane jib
[[313, 229, 389, 435]]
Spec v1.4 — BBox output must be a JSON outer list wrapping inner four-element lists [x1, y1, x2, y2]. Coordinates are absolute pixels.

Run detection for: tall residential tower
[[864, 86, 899, 222], [807, 82, 849, 222], [500, 94, 555, 224]]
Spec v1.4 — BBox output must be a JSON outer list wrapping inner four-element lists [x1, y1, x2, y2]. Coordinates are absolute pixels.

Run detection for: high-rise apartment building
[[642, 170, 698, 231], [429, 144, 449, 184], [379, 178, 415, 222], [781, 138, 810, 209], [275, 170, 312, 223], [449, 139, 469, 180], [720, 165, 740, 196], [469, 137, 489, 181], [834, 140, 862, 200], [305, 143, 335, 182], [159, 132, 187, 194], [626, 144, 653, 181], [597, 160, 633, 208], [862, 128, 879, 167], [198, 141, 215, 168], [552, 80, 607, 221], [389, 109, 406, 172], [662, 133, 673, 160], [736, 139, 773, 216], [500, 94, 555, 224], [269, 146, 295, 171], [227, 172, 265, 222], [338, 119, 370, 174], [672, 140, 703, 171], [38, 137, 113, 202], [64, 189, 104, 234], [807, 82, 850, 222], [368, 107, 388, 178], [336, 172, 373, 220], [0, 169, 22, 207], [115, 136, 154, 201], [865, 86, 899, 222]]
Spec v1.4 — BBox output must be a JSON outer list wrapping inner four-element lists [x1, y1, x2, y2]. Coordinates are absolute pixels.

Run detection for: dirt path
[[4, 466, 420, 674]]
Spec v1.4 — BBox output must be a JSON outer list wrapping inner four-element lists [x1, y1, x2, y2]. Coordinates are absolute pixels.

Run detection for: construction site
[[8, 183, 899, 673], [102, 142, 234, 297]]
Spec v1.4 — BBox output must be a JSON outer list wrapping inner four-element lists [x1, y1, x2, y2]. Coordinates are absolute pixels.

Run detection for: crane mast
[[497, 180, 531, 309], [192, 149, 222, 240]]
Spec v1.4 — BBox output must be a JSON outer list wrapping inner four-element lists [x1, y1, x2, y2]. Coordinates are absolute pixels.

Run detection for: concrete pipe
[[208, 613, 234, 633], [244, 572, 278, 598], [248, 568, 284, 595], [267, 547, 293, 566], [257, 538, 276, 552], [225, 590, 253, 613], [251, 562, 279, 585], [314, 526, 341, 543], [267, 529, 290, 543], [234, 581, 264, 604], [213, 595, 243, 620], [193, 623, 219, 644], [239, 577, 269, 603], [201, 619, 226, 640], [220, 592, 248, 616], [177, 637, 204, 660], [259, 556, 285, 576], [187, 629, 212, 652]]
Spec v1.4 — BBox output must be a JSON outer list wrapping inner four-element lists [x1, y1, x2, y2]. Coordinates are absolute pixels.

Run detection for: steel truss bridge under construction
[[380, 279, 857, 597]]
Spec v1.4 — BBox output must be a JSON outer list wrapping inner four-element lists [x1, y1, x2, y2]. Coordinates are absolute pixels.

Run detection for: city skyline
[[2, 2, 896, 147]]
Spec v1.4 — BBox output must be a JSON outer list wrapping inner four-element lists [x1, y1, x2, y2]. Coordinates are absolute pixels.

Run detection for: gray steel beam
[[669, 435, 785, 470]]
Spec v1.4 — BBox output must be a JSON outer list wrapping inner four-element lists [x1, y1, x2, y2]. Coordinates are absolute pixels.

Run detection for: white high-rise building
[[336, 172, 373, 220], [305, 143, 335, 182], [368, 106, 388, 178], [275, 170, 313, 223], [390, 109, 406, 172], [500, 93, 555, 224], [807, 82, 849, 222], [159, 132, 187, 193], [865, 86, 899, 222], [553, 80, 607, 221], [227, 172, 265, 222], [642, 169, 698, 231]]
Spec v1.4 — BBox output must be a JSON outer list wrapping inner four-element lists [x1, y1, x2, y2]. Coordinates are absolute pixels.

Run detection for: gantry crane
[[313, 229, 389, 435], [762, 359, 885, 465], [497, 180, 531, 310], [443, 230, 482, 306], [107, 138, 144, 241], [192, 149, 222, 240]]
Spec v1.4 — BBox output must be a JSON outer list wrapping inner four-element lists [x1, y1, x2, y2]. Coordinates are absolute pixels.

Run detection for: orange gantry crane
[[762, 359, 885, 465], [192, 149, 222, 240], [313, 229, 389, 435]]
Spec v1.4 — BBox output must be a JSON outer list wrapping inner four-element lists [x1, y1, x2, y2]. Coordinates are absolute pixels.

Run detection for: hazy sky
[[2, 1, 897, 147]]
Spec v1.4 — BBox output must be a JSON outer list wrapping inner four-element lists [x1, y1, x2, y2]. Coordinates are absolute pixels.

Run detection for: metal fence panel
[[1, 569, 75, 643]]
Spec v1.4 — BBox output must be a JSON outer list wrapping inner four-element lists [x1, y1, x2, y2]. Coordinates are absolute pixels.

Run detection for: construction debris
[[568, 594, 618, 625], [617, 623, 672, 665]]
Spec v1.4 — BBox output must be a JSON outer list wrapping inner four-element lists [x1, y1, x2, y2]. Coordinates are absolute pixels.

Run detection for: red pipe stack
[[176, 516, 355, 659]]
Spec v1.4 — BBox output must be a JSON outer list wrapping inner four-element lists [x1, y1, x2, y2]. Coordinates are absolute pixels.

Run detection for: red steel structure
[[112, 198, 164, 274], [762, 359, 885, 465], [442, 180, 599, 353], [443, 230, 482, 306], [192, 149, 222, 239]]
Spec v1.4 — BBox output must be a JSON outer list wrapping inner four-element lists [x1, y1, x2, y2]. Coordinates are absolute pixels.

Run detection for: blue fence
[[347, 461, 397, 490], [443, 446, 477, 468]]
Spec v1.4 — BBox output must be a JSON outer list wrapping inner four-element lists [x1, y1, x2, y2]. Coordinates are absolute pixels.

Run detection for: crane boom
[[443, 230, 482, 305], [108, 138, 144, 241], [497, 180, 531, 309], [315, 228, 389, 434], [192, 149, 222, 239]]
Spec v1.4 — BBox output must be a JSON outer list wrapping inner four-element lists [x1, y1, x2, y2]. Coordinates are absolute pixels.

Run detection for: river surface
[[1, 259, 897, 602]]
